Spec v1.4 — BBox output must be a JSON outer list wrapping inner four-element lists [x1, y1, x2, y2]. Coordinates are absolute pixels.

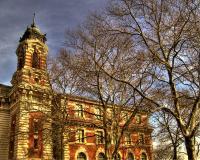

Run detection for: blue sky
[[0, 0, 107, 85]]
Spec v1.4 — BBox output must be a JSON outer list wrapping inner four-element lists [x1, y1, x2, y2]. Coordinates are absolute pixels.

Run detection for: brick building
[[0, 19, 153, 160]]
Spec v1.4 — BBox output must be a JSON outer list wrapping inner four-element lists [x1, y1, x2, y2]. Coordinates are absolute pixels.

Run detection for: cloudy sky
[[0, 0, 107, 85]]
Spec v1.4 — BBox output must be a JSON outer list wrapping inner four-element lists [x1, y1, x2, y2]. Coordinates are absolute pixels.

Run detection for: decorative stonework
[[8, 20, 53, 159], [0, 18, 153, 160]]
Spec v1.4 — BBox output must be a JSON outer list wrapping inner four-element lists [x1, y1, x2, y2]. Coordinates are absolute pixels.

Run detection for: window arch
[[141, 153, 147, 160], [98, 152, 105, 160], [32, 51, 40, 69], [77, 152, 87, 160], [18, 56, 25, 69], [127, 152, 134, 160]]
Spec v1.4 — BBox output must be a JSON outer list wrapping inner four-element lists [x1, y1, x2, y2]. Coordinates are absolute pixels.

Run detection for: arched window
[[18, 56, 25, 69], [141, 153, 147, 160], [18, 46, 25, 70], [127, 152, 134, 160], [98, 152, 105, 160], [77, 152, 87, 160], [32, 51, 40, 69]]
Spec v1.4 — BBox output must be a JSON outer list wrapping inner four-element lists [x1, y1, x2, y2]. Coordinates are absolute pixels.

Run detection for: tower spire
[[31, 13, 36, 27]]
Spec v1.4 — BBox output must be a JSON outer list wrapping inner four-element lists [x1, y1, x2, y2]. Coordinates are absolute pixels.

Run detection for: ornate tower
[[9, 16, 53, 159], [11, 16, 49, 89]]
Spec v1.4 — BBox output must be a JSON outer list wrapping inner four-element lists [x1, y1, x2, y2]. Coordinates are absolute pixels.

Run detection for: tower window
[[34, 136, 39, 149], [18, 57, 25, 69], [18, 46, 25, 70], [9, 115, 16, 159], [33, 119, 40, 150], [33, 120, 39, 133], [29, 113, 43, 158], [32, 50, 40, 69]]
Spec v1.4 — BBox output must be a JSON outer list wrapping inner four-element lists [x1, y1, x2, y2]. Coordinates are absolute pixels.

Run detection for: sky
[[0, 0, 108, 85]]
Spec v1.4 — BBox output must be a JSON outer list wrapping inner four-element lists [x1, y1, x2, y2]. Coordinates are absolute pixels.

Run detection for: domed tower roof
[[19, 14, 47, 43]]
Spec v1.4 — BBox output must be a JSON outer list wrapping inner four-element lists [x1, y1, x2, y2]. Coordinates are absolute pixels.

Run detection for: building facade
[[0, 19, 153, 160]]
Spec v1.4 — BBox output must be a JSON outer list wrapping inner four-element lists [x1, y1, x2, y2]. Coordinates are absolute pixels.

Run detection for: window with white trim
[[76, 104, 84, 118], [96, 107, 103, 120], [135, 115, 141, 124], [96, 131, 104, 144]]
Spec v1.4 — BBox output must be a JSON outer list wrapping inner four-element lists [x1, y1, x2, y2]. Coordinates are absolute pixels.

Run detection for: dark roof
[[0, 84, 11, 97], [19, 22, 46, 43]]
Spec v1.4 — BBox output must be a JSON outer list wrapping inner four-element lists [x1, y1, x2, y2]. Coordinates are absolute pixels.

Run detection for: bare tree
[[61, 0, 200, 159], [152, 111, 184, 160], [47, 52, 82, 159], [72, 1, 200, 159], [61, 16, 153, 159]]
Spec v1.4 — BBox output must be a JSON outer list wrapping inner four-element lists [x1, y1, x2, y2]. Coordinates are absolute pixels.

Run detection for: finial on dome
[[31, 13, 36, 27]]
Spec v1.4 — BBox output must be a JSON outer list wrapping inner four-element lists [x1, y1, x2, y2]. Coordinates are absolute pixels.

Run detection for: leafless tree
[[152, 111, 184, 160], [73, 0, 200, 159], [60, 16, 153, 159], [61, 0, 200, 159]]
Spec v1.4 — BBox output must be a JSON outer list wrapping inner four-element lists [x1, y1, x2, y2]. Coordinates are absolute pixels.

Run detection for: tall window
[[29, 113, 43, 158], [77, 129, 84, 143], [32, 50, 40, 69], [138, 134, 145, 144], [141, 153, 147, 160], [77, 152, 87, 160], [76, 104, 84, 118], [128, 152, 134, 160], [18, 56, 25, 69], [96, 107, 103, 120], [33, 119, 39, 149], [98, 152, 105, 160], [9, 115, 16, 159], [96, 131, 104, 144], [18, 46, 25, 69], [125, 133, 131, 145]]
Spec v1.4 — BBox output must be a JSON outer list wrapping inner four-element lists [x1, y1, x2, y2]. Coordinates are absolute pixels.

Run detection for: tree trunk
[[185, 136, 196, 160], [104, 128, 109, 160], [61, 132, 64, 160], [172, 146, 177, 160]]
